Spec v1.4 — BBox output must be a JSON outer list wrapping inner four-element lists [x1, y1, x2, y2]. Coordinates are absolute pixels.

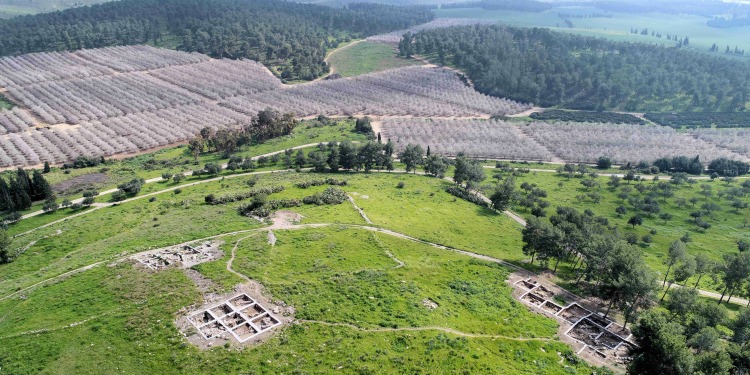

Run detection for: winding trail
[[226, 234, 255, 283], [347, 195, 372, 224], [297, 320, 552, 341], [20, 143, 329, 222], [0, 221, 528, 302], [314, 40, 365, 81], [5, 165, 745, 308]]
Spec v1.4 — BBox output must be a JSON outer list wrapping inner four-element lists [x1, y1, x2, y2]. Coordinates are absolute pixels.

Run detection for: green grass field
[[5, 119, 749, 371], [0, 163, 599, 373], [326, 41, 422, 78], [434, 6, 750, 60], [0, 0, 108, 18]]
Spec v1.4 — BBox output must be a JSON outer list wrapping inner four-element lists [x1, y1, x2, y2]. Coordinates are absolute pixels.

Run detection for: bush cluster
[[445, 186, 488, 208], [205, 186, 285, 205], [238, 198, 303, 217], [295, 178, 348, 189], [302, 187, 348, 205]]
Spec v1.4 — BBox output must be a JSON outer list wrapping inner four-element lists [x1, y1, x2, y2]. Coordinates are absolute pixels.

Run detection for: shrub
[[111, 190, 127, 201], [597, 156, 612, 169], [445, 186, 488, 208], [118, 178, 144, 195], [208, 186, 285, 205], [4, 211, 21, 223], [204, 163, 221, 176], [63, 155, 104, 169], [302, 187, 348, 205], [82, 190, 98, 198], [295, 178, 347, 189]]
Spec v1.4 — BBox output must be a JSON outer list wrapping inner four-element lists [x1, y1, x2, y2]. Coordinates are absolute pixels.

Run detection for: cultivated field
[[522, 121, 746, 164], [380, 118, 750, 164], [690, 128, 750, 158], [381, 118, 555, 161], [224, 67, 530, 118], [0, 45, 530, 168], [489, 168, 750, 292]]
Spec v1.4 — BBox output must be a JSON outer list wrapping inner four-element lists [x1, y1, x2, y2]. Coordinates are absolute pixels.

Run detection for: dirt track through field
[[314, 40, 365, 82], [297, 320, 552, 341], [7, 166, 747, 308]]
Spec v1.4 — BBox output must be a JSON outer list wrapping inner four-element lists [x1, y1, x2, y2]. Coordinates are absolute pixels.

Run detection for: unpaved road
[[20, 143, 329, 222], [298, 320, 552, 341], [314, 40, 365, 82]]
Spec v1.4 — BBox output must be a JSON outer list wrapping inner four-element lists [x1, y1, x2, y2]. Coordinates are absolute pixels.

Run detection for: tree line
[[645, 112, 750, 129], [188, 108, 297, 159], [0, 0, 433, 81], [401, 24, 750, 112], [0, 167, 54, 214], [611, 155, 750, 177], [530, 109, 645, 124]]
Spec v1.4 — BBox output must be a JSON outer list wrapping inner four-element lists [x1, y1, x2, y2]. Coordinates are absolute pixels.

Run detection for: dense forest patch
[[0, 0, 432, 81], [402, 25, 750, 112], [645, 112, 750, 129]]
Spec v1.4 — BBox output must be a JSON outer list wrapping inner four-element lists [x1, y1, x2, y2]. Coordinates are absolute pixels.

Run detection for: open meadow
[[325, 41, 422, 78], [0, 160, 600, 373]]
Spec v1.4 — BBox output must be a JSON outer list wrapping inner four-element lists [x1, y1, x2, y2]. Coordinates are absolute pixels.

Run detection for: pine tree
[[10, 177, 31, 211], [0, 179, 10, 211], [31, 170, 51, 201]]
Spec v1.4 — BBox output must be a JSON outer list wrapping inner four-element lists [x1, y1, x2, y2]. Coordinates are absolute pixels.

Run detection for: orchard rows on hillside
[[0, 45, 748, 169], [0, 46, 529, 168]]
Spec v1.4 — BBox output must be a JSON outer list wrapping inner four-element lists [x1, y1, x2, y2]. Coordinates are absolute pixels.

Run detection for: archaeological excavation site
[[133, 241, 222, 270], [187, 293, 282, 344], [514, 277, 636, 366]]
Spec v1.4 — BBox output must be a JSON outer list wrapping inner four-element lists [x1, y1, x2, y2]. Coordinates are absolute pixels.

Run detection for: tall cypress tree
[[0, 179, 10, 211], [31, 170, 51, 200], [9, 177, 31, 211]]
